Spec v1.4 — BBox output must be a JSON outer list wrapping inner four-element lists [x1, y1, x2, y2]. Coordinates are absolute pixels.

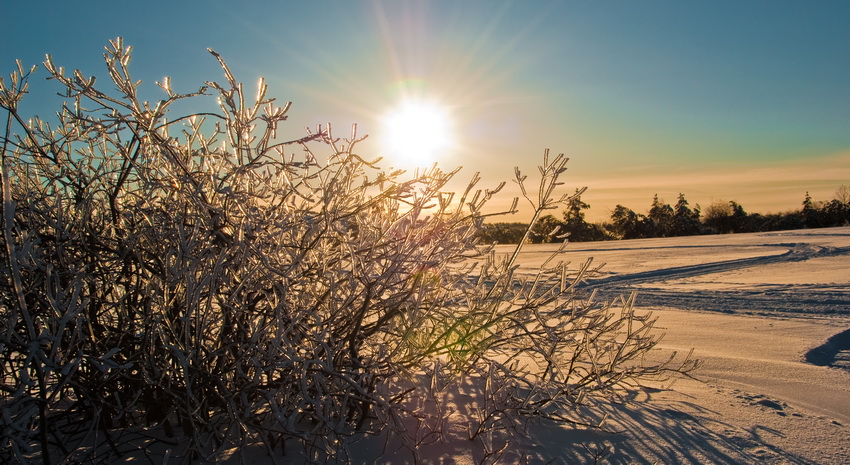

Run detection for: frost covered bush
[[0, 40, 695, 463]]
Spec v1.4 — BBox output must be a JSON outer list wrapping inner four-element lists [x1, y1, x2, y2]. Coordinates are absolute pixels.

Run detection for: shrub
[[1, 39, 695, 463], [475, 222, 530, 244]]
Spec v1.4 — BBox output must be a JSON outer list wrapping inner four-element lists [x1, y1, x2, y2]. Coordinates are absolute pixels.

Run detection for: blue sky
[[2, 0, 848, 220]]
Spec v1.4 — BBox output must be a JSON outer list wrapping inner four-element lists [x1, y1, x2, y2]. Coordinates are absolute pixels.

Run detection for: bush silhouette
[[0, 40, 696, 463]]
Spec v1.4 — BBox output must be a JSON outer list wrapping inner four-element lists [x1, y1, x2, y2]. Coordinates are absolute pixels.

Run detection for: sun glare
[[380, 99, 454, 167]]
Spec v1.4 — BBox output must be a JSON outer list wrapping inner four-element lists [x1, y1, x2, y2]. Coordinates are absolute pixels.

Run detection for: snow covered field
[[494, 226, 850, 464], [506, 226, 850, 317]]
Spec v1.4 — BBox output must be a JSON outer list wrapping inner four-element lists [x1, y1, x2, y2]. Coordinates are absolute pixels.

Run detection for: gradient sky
[[2, 0, 848, 221]]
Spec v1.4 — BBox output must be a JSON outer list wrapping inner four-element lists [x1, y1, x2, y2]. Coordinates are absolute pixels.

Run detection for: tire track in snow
[[584, 243, 850, 316], [588, 243, 850, 287]]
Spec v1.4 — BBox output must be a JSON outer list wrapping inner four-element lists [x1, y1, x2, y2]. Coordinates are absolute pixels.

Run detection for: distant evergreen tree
[[799, 188, 850, 228], [802, 191, 815, 211], [671, 193, 702, 236], [563, 189, 590, 224], [610, 204, 653, 239], [821, 199, 849, 226], [728, 201, 749, 232], [801, 191, 820, 228], [561, 189, 608, 241], [648, 194, 675, 237], [529, 214, 565, 243], [477, 222, 529, 244]]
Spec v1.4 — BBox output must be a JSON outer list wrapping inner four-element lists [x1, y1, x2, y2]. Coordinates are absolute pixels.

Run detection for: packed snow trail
[[573, 239, 850, 316]]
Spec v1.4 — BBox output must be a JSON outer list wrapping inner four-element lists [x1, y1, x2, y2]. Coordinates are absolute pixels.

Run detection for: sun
[[380, 99, 454, 167]]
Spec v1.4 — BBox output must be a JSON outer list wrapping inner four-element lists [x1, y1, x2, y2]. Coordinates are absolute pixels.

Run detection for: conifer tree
[[672, 193, 702, 236]]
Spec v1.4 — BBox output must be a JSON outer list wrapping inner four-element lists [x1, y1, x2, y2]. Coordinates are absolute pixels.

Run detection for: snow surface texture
[[231, 227, 850, 464], [511, 227, 850, 317]]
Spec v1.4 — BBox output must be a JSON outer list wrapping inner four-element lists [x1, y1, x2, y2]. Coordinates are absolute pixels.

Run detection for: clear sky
[[2, 0, 848, 220]]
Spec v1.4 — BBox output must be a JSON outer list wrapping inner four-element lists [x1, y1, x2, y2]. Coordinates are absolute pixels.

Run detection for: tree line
[[478, 185, 850, 244]]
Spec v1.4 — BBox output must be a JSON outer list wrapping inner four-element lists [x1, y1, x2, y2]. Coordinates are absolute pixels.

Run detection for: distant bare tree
[[835, 184, 850, 205]]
